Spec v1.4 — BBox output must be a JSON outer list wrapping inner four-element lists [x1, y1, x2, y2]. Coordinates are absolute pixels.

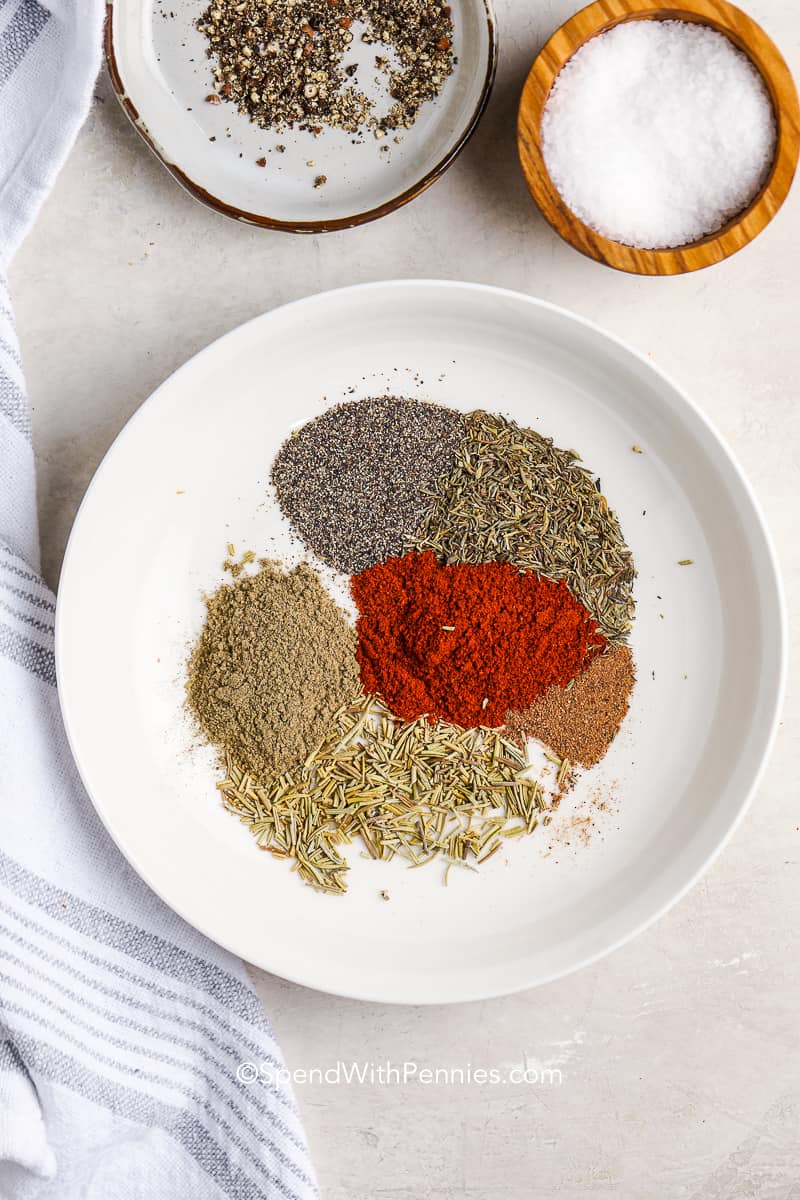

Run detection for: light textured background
[[9, 0, 800, 1194]]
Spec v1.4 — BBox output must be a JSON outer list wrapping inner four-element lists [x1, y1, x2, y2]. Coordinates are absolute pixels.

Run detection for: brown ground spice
[[506, 645, 636, 768], [186, 560, 360, 780]]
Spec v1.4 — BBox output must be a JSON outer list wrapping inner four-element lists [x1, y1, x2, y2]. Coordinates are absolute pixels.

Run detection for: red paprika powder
[[351, 550, 607, 728]]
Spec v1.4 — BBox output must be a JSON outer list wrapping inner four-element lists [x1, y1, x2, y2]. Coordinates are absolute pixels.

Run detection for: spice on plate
[[366, 0, 455, 133], [409, 410, 636, 644], [197, 0, 454, 137], [219, 693, 565, 895], [272, 397, 465, 575], [540, 20, 776, 249], [191, 396, 644, 893], [352, 549, 606, 727], [506, 645, 636, 768], [186, 558, 359, 780]]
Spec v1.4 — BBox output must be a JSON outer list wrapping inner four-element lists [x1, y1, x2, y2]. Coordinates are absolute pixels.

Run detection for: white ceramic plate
[[56, 281, 785, 1004], [106, 0, 496, 231]]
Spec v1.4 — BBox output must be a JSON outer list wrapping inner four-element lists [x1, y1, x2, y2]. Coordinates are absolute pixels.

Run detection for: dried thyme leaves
[[197, 0, 455, 136], [271, 397, 465, 574], [218, 694, 565, 894], [408, 410, 636, 644], [186, 559, 360, 780]]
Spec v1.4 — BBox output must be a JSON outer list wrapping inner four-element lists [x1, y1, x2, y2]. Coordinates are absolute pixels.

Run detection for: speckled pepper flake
[[197, 0, 454, 137]]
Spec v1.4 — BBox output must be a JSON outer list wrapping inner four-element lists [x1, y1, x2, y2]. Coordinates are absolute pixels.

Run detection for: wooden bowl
[[517, 0, 800, 275]]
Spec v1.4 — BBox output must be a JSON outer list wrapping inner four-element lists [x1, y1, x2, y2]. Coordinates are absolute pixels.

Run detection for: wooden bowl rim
[[517, 0, 800, 275]]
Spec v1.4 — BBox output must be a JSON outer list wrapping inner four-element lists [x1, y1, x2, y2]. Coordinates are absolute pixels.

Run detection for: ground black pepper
[[271, 396, 465, 574]]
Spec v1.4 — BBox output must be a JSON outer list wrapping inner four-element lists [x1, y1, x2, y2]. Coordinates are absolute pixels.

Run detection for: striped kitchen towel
[[0, 4, 318, 1198]]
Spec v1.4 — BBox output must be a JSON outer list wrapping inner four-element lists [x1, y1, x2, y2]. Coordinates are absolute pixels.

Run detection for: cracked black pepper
[[197, 0, 455, 136]]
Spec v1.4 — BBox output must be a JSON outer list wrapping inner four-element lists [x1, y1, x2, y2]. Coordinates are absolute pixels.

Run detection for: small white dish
[[56, 281, 785, 1003], [105, 0, 496, 231]]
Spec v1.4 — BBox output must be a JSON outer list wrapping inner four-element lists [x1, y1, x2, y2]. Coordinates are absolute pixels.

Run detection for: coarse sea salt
[[541, 20, 777, 249]]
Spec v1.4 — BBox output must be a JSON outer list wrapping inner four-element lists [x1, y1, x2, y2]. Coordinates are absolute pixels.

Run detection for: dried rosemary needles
[[408, 410, 636, 644], [219, 694, 567, 895]]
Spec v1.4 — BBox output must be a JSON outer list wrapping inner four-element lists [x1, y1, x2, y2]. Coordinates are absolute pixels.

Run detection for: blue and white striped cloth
[[0, 4, 318, 1196]]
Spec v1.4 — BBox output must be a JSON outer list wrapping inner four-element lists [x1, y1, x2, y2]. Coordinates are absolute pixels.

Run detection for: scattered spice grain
[[272, 397, 465, 574]]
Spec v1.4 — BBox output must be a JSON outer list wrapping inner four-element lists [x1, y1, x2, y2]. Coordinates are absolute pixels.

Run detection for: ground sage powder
[[187, 560, 360, 780]]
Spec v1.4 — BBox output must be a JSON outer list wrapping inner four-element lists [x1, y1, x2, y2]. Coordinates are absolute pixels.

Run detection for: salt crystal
[[541, 20, 777, 249]]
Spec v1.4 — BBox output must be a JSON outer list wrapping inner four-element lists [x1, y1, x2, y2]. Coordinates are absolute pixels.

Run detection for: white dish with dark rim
[[56, 281, 785, 1004], [106, 0, 496, 232]]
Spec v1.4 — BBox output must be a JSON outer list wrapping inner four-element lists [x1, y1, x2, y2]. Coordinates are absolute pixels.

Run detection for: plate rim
[[55, 279, 788, 1003], [103, 0, 498, 234]]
